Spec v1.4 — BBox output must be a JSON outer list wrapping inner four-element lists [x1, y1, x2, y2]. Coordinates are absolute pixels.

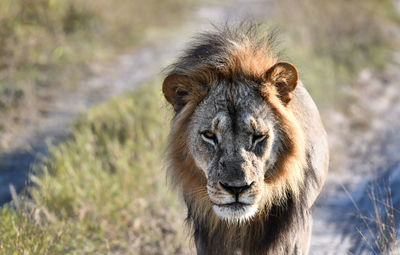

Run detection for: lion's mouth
[[212, 202, 258, 221], [212, 202, 251, 208]]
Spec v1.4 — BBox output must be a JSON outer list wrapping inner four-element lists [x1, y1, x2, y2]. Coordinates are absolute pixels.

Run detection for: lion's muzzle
[[207, 179, 260, 222], [219, 181, 254, 200]]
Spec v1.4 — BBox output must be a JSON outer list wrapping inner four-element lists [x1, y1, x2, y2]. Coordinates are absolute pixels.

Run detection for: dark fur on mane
[[167, 22, 280, 83]]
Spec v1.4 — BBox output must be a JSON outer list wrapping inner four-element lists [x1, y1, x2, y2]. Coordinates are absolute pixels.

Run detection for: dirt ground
[[311, 66, 400, 254]]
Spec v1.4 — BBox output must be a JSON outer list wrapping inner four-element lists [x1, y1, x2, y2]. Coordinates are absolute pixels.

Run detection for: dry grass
[[370, 185, 399, 255], [0, 79, 192, 254], [275, 0, 399, 106], [0, 0, 193, 138], [346, 181, 400, 255]]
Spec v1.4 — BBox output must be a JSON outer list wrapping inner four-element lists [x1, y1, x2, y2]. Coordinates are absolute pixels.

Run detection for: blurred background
[[0, 0, 400, 254]]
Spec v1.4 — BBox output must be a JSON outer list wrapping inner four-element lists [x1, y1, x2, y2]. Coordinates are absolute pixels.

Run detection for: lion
[[162, 24, 329, 255]]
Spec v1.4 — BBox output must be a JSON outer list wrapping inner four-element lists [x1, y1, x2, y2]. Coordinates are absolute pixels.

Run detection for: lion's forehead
[[207, 81, 261, 108], [193, 82, 272, 132]]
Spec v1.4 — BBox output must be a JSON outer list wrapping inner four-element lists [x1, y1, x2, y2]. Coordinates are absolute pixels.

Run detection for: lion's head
[[163, 25, 307, 224]]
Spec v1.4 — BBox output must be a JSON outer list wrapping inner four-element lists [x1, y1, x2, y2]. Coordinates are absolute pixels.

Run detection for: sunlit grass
[[0, 80, 190, 254], [0, 0, 193, 112], [275, 0, 399, 107], [351, 183, 400, 255]]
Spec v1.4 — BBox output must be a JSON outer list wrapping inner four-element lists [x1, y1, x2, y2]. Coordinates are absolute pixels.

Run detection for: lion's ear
[[162, 74, 192, 113], [264, 62, 298, 105]]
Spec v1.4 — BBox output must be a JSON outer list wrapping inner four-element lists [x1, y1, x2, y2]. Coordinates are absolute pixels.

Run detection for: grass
[[370, 185, 399, 255], [0, 0, 192, 80], [351, 183, 400, 255], [0, 0, 193, 136], [274, 0, 400, 107], [0, 79, 190, 254]]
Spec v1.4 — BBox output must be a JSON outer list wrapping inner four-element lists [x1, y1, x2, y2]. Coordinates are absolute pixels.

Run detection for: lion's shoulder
[[291, 82, 329, 206]]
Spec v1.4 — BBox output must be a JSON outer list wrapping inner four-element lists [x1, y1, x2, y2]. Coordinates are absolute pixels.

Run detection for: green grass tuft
[[0, 206, 65, 254]]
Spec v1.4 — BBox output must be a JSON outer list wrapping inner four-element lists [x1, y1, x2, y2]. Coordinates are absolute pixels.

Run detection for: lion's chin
[[212, 203, 258, 223]]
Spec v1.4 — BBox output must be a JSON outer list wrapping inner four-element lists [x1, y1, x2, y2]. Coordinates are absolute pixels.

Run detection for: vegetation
[[352, 183, 400, 255], [275, 0, 400, 106], [371, 186, 399, 255], [0, 0, 192, 135], [0, 80, 190, 254]]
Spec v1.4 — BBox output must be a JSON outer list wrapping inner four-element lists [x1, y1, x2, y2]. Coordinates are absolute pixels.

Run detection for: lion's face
[[188, 81, 278, 221], [164, 61, 301, 223]]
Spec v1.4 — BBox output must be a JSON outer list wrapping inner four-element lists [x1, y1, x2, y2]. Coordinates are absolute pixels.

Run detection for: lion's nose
[[219, 181, 254, 196]]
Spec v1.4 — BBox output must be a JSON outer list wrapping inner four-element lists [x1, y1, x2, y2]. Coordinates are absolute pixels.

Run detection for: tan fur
[[261, 84, 307, 207], [220, 40, 278, 80]]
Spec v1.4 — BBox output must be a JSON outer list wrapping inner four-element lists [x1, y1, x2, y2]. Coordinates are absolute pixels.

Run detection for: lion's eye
[[252, 133, 267, 145], [201, 131, 218, 145]]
